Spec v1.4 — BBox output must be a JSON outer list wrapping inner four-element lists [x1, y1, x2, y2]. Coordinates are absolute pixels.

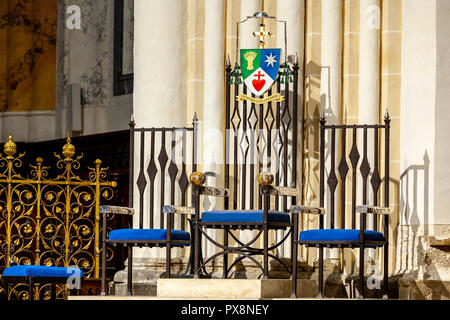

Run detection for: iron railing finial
[[192, 112, 199, 125], [320, 111, 326, 122], [384, 108, 390, 120]]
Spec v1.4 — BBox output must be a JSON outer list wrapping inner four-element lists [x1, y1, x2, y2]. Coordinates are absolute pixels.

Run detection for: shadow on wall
[[302, 61, 328, 206], [398, 150, 450, 298], [399, 150, 430, 275], [301, 60, 321, 266]]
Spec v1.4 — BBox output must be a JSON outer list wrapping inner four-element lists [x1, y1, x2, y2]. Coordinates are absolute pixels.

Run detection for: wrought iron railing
[[0, 136, 116, 299]]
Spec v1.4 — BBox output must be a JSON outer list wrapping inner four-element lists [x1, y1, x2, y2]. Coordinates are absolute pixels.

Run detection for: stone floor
[[72, 257, 449, 300], [68, 276, 450, 300]]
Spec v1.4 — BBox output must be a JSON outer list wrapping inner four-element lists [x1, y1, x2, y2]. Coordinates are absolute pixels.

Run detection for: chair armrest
[[192, 185, 229, 197], [257, 172, 298, 197], [162, 205, 195, 216], [356, 205, 390, 215], [100, 206, 134, 244], [290, 205, 325, 215], [199, 186, 229, 197], [261, 185, 299, 197], [190, 171, 229, 197], [99, 205, 134, 215]]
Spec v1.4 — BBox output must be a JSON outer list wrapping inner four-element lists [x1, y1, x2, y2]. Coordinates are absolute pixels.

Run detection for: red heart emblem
[[252, 79, 266, 92]]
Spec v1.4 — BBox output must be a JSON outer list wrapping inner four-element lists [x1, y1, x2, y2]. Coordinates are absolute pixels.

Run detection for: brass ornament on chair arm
[[257, 172, 274, 186], [189, 171, 206, 186]]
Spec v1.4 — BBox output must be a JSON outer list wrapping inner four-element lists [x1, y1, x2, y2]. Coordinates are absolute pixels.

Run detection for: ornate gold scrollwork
[[0, 137, 117, 300]]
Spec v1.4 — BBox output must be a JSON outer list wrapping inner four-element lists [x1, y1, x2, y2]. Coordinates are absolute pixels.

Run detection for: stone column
[[276, 0, 305, 260], [202, 0, 225, 270], [434, 0, 450, 229], [358, 0, 380, 266], [358, 0, 380, 125], [321, 0, 342, 261], [113, 0, 188, 295], [133, 0, 187, 245], [320, 0, 342, 124], [133, 1, 187, 129], [237, 0, 260, 276], [133, 0, 187, 248]]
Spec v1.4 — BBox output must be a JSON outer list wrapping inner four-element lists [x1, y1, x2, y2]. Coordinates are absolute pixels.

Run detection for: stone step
[[156, 279, 317, 299]]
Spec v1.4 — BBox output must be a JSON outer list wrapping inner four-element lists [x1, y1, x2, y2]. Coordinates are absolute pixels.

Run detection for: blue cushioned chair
[[190, 60, 301, 280], [100, 205, 193, 295], [1, 265, 83, 300], [299, 229, 385, 243], [191, 171, 297, 279], [291, 113, 391, 299]]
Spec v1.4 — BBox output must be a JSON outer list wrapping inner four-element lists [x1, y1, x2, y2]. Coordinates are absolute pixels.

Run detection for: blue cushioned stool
[[201, 210, 290, 224], [1, 265, 84, 300]]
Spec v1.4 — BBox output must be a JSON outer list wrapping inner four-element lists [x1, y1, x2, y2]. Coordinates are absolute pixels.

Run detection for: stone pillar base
[[109, 257, 189, 296], [344, 274, 400, 299], [398, 279, 450, 300], [112, 282, 158, 296], [108, 256, 409, 298]]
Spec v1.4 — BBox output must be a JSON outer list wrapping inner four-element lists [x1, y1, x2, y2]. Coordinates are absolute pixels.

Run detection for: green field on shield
[[240, 49, 261, 79]]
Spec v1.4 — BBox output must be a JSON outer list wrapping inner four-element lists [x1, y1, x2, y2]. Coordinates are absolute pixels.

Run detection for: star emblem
[[264, 53, 277, 68]]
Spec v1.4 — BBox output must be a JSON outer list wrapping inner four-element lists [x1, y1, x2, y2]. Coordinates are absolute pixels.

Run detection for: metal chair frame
[[100, 119, 198, 295], [291, 113, 391, 299], [190, 58, 301, 279], [100, 205, 192, 296], [191, 183, 296, 279]]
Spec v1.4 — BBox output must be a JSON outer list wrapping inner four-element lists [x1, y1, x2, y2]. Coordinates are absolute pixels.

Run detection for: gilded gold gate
[[0, 136, 116, 299]]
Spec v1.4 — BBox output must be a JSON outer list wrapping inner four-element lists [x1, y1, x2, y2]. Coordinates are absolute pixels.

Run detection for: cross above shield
[[240, 48, 281, 96]]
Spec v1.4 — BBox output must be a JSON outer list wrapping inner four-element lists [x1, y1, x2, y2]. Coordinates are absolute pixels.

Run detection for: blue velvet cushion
[[108, 229, 190, 245], [299, 229, 385, 242], [201, 210, 290, 223], [2, 265, 83, 278]]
